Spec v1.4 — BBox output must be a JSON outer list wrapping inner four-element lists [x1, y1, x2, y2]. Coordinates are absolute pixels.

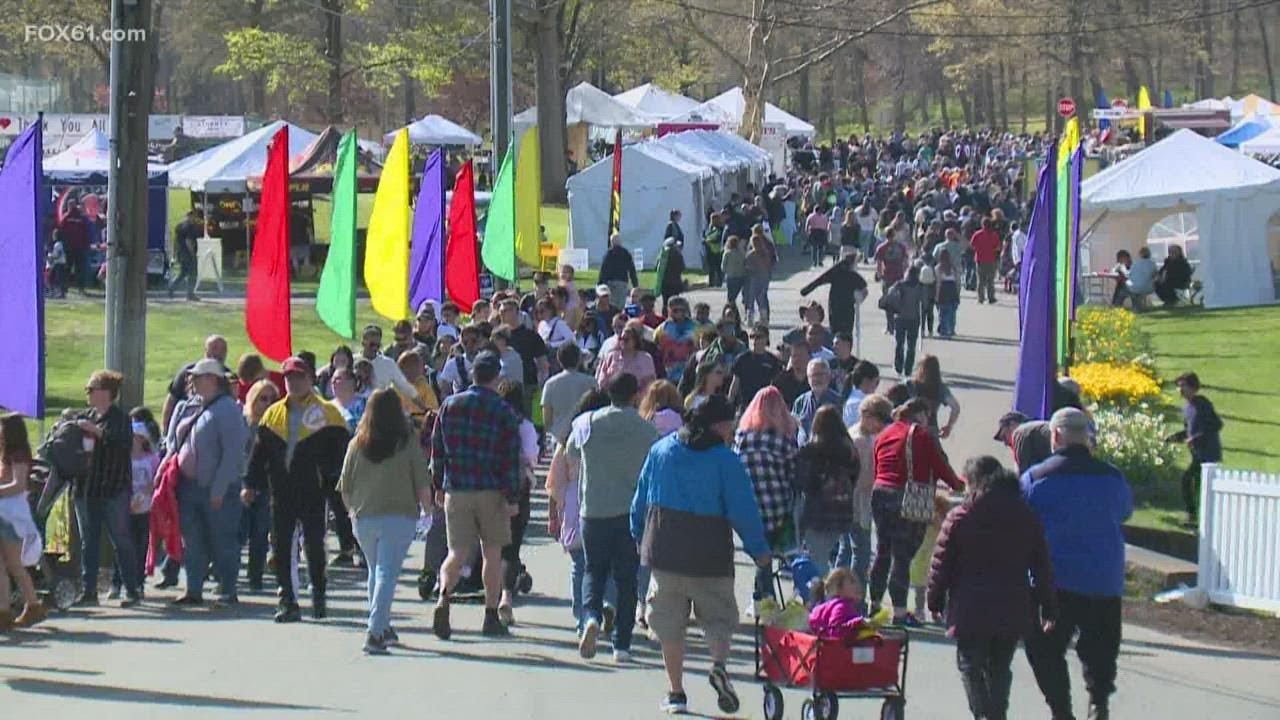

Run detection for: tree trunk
[[322, 0, 343, 124], [960, 90, 973, 128], [1230, 7, 1242, 95], [1020, 63, 1028, 133], [534, 3, 568, 203], [1260, 8, 1278, 100], [819, 64, 835, 144], [798, 65, 811, 123], [249, 0, 267, 115], [939, 81, 950, 128], [998, 61, 1009, 130], [739, 6, 770, 144], [891, 37, 907, 132], [1198, 0, 1215, 98], [855, 52, 870, 133]]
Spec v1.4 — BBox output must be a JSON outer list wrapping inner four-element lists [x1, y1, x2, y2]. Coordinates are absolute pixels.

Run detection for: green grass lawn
[[1108, 304, 1280, 537]]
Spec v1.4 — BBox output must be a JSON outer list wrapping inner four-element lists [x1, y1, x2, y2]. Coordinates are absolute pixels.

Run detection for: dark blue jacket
[[1021, 446, 1133, 598]]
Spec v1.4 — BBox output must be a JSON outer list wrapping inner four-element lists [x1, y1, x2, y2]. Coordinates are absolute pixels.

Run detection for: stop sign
[[1057, 97, 1077, 117]]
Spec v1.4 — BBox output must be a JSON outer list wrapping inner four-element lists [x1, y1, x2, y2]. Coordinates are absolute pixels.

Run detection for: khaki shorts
[[646, 569, 739, 649], [444, 490, 511, 553]]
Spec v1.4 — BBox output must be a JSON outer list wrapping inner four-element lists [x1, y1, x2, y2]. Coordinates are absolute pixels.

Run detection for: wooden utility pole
[[105, 0, 157, 410]]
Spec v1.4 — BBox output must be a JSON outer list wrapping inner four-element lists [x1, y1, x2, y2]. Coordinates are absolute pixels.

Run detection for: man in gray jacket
[[567, 372, 659, 662], [173, 358, 250, 606]]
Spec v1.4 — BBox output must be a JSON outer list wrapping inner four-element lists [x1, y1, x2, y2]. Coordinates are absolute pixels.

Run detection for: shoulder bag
[[898, 423, 935, 523]]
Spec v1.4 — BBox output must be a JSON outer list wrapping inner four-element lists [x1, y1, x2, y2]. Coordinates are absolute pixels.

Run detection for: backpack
[[38, 413, 92, 481]]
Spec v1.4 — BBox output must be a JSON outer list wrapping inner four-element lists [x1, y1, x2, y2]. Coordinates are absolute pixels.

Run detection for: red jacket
[[970, 228, 1001, 265], [147, 455, 183, 574], [873, 420, 963, 491]]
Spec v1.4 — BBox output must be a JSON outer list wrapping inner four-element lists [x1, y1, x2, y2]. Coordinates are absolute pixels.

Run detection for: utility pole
[[105, 0, 157, 410], [490, 0, 512, 165]]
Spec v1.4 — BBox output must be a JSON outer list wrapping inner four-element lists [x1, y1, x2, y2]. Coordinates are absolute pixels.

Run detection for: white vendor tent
[[1239, 125, 1280, 155], [167, 120, 319, 193], [43, 128, 168, 180], [566, 130, 771, 268], [670, 86, 816, 137], [1082, 128, 1280, 307], [514, 81, 657, 129], [384, 114, 481, 146], [612, 83, 702, 120]]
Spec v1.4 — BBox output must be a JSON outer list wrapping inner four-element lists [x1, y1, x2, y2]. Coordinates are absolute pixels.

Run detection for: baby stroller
[[19, 460, 81, 613]]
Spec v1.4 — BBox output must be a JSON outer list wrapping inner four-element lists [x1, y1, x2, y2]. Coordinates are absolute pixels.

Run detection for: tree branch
[[679, 2, 747, 75], [772, 0, 946, 82]]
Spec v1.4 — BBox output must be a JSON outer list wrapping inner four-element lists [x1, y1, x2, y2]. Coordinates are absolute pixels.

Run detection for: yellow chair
[[539, 242, 560, 272]]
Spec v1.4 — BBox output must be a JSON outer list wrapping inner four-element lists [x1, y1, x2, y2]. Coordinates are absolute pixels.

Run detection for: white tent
[[167, 120, 319, 193], [1239, 125, 1280, 155], [612, 83, 702, 120], [514, 81, 657, 129], [566, 130, 771, 268], [384, 114, 481, 146], [44, 128, 167, 180], [1082, 129, 1280, 307], [669, 86, 816, 137]]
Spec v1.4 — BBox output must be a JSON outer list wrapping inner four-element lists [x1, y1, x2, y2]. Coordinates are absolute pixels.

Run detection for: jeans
[[569, 546, 620, 633], [110, 512, 150, 594], [920, 292, 935, 335], [977, 262, 998, 303], [868, 487, 927, 611], [75, 490, 139, 598], [169, 253, 196, 297], [68, 245, 91, 290], [1025, 590, 1122, 716], [1181, 459, 1203, 520], [956, 634, 1020, 720], [351, 514, 417, 636], [837, 524, 874, 589], [725, 276, 746, 308], [240, 492, 271, 586], [582, 514, 639, 651], [706, 251, 723, 287], [178, 480, 244, 600], [938, 302, 959, 337], [962, 252, 977, 290], [746, 276, 771, 321], [881, 279, 896, 331], [802, 527, 846, 575], [809, 240, 825, 267], [894, 321, 920, 376]]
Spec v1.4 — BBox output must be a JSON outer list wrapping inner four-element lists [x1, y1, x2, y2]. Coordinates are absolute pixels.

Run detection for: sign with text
[[181, 115, 247, 139], [1057, 97, 1077, 117]]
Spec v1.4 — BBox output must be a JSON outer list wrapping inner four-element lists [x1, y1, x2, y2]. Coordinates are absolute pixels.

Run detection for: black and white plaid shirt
[[733, 429, 798, 534]]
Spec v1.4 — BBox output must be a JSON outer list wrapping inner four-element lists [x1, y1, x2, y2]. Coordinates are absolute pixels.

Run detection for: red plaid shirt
[[429, 385, 521, 500]]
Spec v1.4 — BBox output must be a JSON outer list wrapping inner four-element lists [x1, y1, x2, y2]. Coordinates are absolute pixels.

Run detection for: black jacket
[[246, 394, 351, 503], [599, 245, 638, 286]]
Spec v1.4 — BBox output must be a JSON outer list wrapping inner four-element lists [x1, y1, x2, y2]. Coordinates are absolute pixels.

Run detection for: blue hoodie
[[1021, 446, 1133, 597], [632, 433, 769, 578]]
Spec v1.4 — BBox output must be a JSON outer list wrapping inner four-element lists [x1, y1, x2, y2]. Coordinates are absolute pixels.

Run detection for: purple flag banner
[[1014, 144, 1057, 421], [409, 148, 445, 309], [1067, 144, 1084, 323], [0, 123, 44, 418]]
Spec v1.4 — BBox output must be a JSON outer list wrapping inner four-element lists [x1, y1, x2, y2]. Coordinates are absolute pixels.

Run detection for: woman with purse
[[869, 398, 963, 625]]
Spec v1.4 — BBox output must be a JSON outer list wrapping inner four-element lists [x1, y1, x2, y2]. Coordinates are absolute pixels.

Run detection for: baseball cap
[[595, 284, 611, 297], [1049, 407, 1091, 436], [281, 357, 311, 377], [416, 299, 437, 317], [190, 358, 224, 377], [993, 410, 1029, 440], [472, 349, 502, 379]]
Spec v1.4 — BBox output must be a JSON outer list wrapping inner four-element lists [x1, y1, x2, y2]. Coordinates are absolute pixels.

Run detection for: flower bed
[[1072, 361, 1162, 406]]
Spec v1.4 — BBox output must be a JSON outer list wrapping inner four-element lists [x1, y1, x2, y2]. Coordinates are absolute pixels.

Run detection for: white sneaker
[[579, 618, 599, 659], [613, 648, 632, 663]]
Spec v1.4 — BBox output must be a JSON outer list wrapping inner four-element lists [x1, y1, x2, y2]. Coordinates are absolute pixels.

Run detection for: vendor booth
[[384, 114, 482, 146], [1081, 129, 1280, 307], [612, 83, 702, 121], [514, 82, 656, 171]]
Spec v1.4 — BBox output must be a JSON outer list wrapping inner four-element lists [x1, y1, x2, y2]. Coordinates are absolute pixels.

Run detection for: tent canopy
[[167, 120, 319, 193], [385, 114, 482, 146], [44, 128, 168, 182], [246, 125, 385, 193], [1081, 129, 1280, 308], [514, 82, 657, 129], [612, 83, 702, 120], [1239, 125, 1280, 155], [566, 130, 770, 269], [1217, 116, 1275, 147], [669, 87, 815, 137]]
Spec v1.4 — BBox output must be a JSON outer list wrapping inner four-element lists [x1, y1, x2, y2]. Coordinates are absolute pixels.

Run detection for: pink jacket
[[147, 455, 183, 574], [808, 597, 867, 640]]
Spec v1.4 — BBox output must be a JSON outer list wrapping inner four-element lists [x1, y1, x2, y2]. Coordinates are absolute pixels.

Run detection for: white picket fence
[[1197, 464, 1280, 613]]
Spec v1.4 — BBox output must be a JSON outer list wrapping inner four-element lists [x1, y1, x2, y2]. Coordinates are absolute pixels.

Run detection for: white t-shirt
[[856, 208, 879, 236], [538, 317, 575, 349], [438, 353, 476, 395]]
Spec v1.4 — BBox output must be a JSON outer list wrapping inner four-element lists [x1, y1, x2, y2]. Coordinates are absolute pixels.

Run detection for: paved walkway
[[4, 250, 1279, 719]]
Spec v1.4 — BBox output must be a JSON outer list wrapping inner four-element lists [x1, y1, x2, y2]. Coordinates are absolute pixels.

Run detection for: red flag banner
[[607, 128, 622, 246], [246, 127, 293, 361], [444, 160, 480, 314]]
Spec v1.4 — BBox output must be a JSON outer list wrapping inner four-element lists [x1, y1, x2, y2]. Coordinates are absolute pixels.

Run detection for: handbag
[[898, 423, 935, 523]]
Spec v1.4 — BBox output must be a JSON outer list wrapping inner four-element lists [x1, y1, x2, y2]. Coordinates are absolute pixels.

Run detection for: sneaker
[[497, 603, 515, 627], [274, 604, 302, 623], [708, 664, 740, 714], [211, 596, 240, 610], [155, 577, 178, 590], [482, 611, 511, 637], [107, 586, 122, 600], [579, 618, 600, 658], [659, 692, 688, 714], [120, 593, 142, 609], [15, 602, 47, 627], [170, 595, 204, 607], [363, 632, 390, 655], [73, 592, 99, 608], [896, 612, 925, 628], [601, 604, 616, 635], [432, 600, 452, 640], [329, 551, 354, 568], [613, 648, 632, 664], [382, 626, 400, 646], [312, 596, 327, 620]]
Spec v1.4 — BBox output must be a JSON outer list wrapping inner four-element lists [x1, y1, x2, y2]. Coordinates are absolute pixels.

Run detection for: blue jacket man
[[1020, 408, 1133, 720]]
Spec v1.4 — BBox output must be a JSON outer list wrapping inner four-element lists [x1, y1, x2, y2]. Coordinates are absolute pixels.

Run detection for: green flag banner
[[316, 130, 358, 338], [481, 143, 517, 282]]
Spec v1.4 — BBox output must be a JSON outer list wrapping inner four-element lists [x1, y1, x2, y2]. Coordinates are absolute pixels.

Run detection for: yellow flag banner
[[514, 125, 543, 268], [1138, 86, 1153, 140], [363, 129, 411, 320]]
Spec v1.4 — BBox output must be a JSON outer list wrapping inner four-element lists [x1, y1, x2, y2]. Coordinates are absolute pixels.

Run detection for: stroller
[[16, 460, 81, 613]]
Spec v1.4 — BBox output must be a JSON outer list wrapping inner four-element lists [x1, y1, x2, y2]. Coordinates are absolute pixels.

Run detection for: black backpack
[[38, 413, 92, 481]]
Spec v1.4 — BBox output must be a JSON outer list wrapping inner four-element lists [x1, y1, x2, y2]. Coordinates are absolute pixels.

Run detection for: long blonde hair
[[243, 379, 281, 426], [639, 380, 682, 421]]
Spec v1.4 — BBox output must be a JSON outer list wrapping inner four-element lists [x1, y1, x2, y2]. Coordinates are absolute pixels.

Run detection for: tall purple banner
[[1068, 145, 1084, 323], [1014, 144, 1057, 421], [0, 123, 44, 418], [408, 148, 445, 309]]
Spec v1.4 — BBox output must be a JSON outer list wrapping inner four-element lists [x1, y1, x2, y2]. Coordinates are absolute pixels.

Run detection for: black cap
[[993, 410, 1029, 440]]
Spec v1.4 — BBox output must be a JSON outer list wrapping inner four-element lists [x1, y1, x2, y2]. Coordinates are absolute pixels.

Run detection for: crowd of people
[[3, 127, 1218, 720]]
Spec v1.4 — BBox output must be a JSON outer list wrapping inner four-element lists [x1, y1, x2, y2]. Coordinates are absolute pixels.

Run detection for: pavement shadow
[[943, 371, 1016, 392], [4, 677, 346, 711], [0, 662, 102, 676], [1121, 636, 1280, 662]]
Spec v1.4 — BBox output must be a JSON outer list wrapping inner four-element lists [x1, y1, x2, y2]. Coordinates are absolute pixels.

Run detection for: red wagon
[[755, 620, 910, 720]]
